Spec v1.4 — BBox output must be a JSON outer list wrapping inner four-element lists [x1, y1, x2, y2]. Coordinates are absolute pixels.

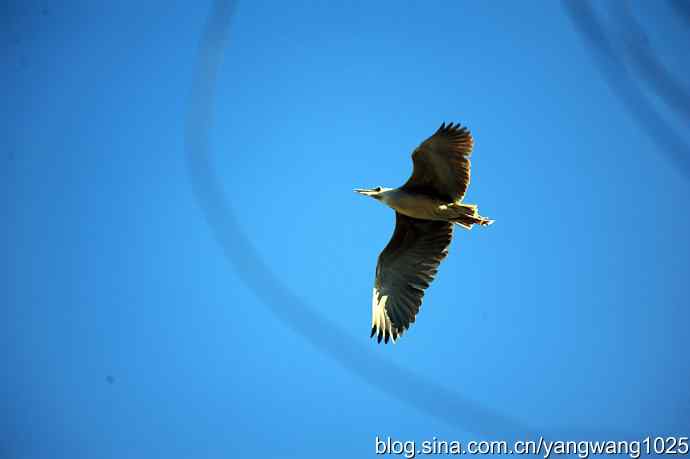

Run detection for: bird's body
[[379, 188, 491, 227], [356, 122, 493, 344], [379, 189, 446, 221]]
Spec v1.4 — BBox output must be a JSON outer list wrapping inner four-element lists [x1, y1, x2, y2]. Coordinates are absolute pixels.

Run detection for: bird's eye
[[375, 187, 382, 191]]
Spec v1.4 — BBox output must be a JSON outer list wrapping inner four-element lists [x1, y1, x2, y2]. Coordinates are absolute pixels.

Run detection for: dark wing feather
[[371, 213, 453, 343], [401, 122, 474, 202]]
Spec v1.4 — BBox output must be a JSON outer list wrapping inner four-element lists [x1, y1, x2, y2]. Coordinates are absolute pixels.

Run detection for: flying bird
[[355, 122, 494, 344]]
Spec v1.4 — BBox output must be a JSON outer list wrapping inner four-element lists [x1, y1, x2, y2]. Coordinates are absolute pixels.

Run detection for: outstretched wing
[[371, 213, 453, 343], [401, 122, 474, 202]]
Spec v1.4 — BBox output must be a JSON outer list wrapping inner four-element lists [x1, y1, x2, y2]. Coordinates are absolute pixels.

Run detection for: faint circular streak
[[185, 0, 644, 441], [562, 0, 690, 181], [616, 4, 690, 125]]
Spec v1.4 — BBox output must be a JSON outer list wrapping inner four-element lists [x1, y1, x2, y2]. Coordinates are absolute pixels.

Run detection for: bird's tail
[[447, 203, 494, 229]]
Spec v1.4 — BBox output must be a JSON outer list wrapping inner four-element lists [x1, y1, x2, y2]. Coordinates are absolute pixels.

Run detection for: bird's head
[[354, 186, 390, 200]]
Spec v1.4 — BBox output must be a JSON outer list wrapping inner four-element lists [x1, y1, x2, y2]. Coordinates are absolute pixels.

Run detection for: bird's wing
[[401, 122, 474, 202], [371, 212, 453, 343]]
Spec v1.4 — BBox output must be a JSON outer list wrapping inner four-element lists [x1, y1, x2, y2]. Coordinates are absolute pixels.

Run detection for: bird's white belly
[[384, 191, 447, 221]]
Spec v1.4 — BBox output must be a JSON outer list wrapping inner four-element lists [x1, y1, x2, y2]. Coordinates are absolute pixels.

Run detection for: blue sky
[[3, 1, 690, 458]]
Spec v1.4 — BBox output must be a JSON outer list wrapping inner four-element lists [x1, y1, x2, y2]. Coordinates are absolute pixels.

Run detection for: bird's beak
[[354, 188, 377, 197]]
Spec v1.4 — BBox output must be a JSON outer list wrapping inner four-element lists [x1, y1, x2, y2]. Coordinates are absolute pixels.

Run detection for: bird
[[355, 122, 494, 344]]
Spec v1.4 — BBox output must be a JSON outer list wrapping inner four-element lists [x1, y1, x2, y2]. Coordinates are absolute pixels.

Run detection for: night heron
[[355, 122, 494, 344]]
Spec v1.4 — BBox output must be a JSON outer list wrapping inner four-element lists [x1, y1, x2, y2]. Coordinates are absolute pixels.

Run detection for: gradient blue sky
[[3, 1, 690, 458]]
